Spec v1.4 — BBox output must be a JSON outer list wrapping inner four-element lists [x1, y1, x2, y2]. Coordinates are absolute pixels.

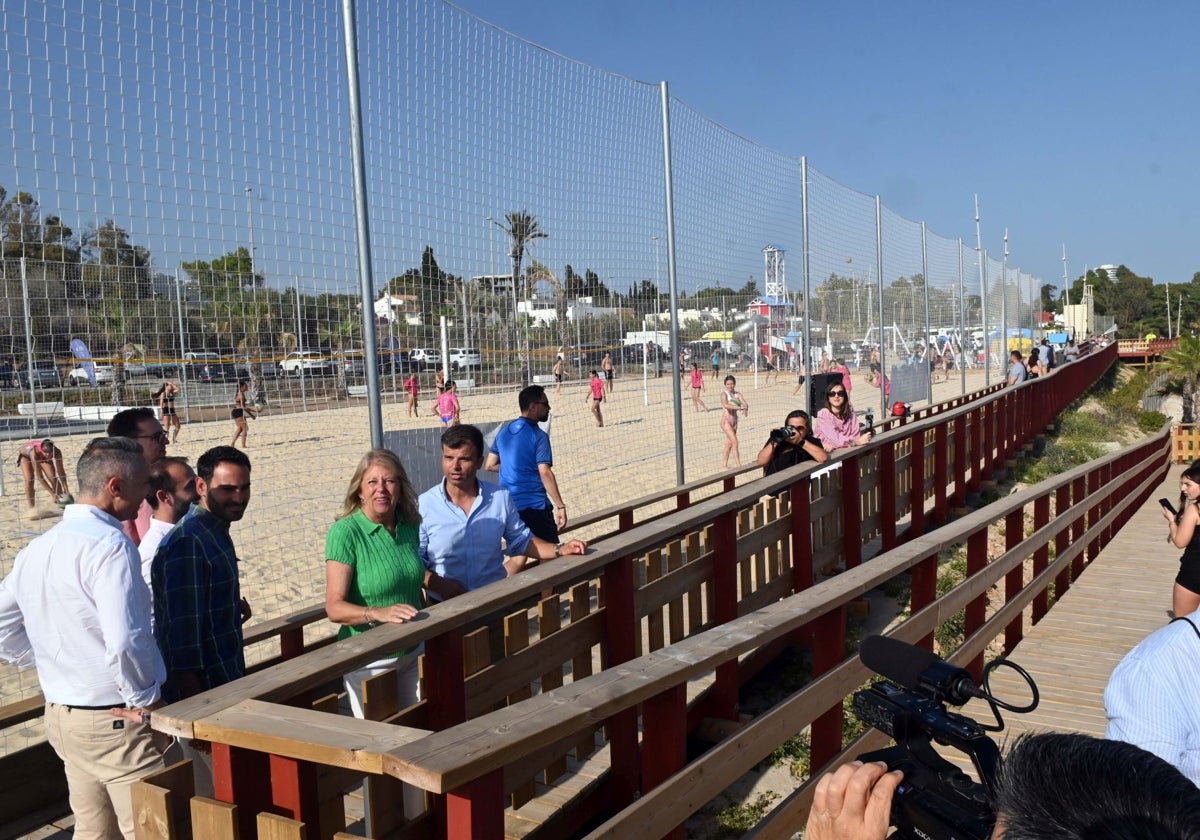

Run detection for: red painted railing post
[[1031, 494, 1051, 624], [910, 553, 937, 650], [956, 414, 971, 503], [279, 627, 304, 661], [841, 456, 862, 568], [965, 530, 988, 680], [709, 511, 740, 720], [424, 628, 466, 730], [790, 478, 813, 595], [1086, 470, 1103, 565], [269, 753, 320, 828], [603, 555, 640, 810], [810, 606, 847, 770], [445, 771, 505, 839], [934, 422, 949, 522], [880, 441, 897, 550], [977, 406, 992, 486], [1004, 509, 1025, 651], [676, 491, 691, 511], [212, 743, 272, 839], [1071, 476, 1087, 581], [909, 428, 926, 538], [641, 683, 688, 840]]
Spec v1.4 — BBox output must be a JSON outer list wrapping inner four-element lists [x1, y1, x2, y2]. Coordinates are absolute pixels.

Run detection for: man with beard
[[151, 446, 252, 796], [108, 407, 169, 546], [138, 457, 199, 592]]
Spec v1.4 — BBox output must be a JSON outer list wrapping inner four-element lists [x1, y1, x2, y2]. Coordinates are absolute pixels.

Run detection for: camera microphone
[[859, 634, 984, 707]]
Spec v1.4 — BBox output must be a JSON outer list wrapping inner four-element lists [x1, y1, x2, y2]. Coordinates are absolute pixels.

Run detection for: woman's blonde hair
[[339, 448, 421, 525]]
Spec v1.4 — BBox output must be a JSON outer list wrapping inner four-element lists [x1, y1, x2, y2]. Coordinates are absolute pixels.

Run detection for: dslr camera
[[851, 636, 1038, 840], [768, 426, 797, 444], [859, 408, 875, 434]]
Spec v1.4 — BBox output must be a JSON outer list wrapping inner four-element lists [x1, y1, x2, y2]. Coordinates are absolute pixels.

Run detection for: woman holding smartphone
[[1164, 461, 1200, 617]]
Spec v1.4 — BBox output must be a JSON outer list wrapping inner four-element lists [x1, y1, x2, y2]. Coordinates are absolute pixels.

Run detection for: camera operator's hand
[[805, 760, 902, 840]]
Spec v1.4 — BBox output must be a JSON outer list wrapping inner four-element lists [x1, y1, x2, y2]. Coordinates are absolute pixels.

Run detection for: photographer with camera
[[756, 409, 828, 475]]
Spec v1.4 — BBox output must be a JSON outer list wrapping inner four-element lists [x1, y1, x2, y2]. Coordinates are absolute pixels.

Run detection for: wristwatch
[[554, 542, 563, 558]]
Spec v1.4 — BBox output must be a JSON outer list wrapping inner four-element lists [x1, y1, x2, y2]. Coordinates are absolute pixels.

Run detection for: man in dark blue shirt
[[485, 385, 566, 544]]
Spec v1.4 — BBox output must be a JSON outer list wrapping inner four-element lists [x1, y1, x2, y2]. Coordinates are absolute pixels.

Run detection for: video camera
[[851, 636, 1039, 840]]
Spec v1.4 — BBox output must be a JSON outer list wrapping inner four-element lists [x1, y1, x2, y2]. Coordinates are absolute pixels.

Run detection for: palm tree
[[500, 211, 547, 385], [527, 259, 570, 363], [1161, 334, 1200, 423]]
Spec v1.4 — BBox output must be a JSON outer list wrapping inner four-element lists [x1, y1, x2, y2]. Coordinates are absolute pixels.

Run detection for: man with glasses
[[485, 385, 567, 545], [757, 409, 829, 475], [108, 407, 169, 546]]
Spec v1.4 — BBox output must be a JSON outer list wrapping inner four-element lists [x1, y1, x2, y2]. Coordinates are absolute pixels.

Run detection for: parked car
[[234, 355, 278, 380], [16, 360, 62, 389], [181, 351, 238, 382], [334, 350, 366, 378], [66, 361, 148, 385], [447, 347, 481, 371], [279, 350, 333, 376], [409, 348, 441, 369]]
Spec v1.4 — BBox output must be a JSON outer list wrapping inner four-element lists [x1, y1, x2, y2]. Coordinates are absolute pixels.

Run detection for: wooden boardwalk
[[969, 461, 1182, 742]]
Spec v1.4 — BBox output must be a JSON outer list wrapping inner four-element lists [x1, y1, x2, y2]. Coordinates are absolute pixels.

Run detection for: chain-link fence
[[0, 0, 1047, 729]]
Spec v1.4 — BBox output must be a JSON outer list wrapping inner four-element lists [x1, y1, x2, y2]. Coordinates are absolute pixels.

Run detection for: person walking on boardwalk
[[689, 362, 708, 412], [586, 370, 605, 427], [230, 380, 256, 447], [0, 437, 165, 840], [719, 375, 749, 468]]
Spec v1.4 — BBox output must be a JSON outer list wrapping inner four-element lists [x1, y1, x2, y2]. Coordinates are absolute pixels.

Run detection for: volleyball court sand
[[0, 366, 990, 746]]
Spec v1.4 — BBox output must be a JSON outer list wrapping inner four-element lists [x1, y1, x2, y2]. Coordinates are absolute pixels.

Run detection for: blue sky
[[448, 0, 1200, 287]]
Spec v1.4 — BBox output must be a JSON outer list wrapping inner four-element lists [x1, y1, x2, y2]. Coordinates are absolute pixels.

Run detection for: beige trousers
[[44, 703, 167, 840]]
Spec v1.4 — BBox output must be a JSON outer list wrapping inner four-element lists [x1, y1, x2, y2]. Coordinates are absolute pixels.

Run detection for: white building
[[373, 293, 424, 326], [518, 296, 622, 326]]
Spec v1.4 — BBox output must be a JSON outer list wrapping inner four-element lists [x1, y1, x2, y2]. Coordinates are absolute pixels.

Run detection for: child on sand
[[586, 370, 605, 427]]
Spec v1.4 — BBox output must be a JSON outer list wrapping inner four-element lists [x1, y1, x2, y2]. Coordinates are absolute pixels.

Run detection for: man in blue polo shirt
[[485, 385, 567, 545]]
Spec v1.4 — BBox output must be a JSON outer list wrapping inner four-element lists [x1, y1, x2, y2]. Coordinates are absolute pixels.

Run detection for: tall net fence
[[0, 0, 1047, 732]]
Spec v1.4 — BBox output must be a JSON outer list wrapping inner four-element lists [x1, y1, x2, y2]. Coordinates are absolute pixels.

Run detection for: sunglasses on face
[[827, 390, 846, 397]]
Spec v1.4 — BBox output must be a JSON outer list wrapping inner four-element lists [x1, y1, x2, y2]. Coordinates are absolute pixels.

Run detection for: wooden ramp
[[964, 462, 1183, 741]]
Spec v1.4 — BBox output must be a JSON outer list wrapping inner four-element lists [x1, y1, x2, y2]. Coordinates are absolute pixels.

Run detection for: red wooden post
[[965, 529, 988, 680], [675, 491, 691, 511], [212, 743, 272, 840], [269, 753, 320, 828], [603, 555, 640, 810], [809, 606, 847, 769], [934, 421, 949, 522], [709, 511, 740, 720], [956, 414, 971, 503], [1004, 509, 1024, 651], [1031, 494, 1051, 624], [841, 456, 862, 568], [880, 441, 897, 550], [618, 509, 634, 532], [445, 770, 505, 839], [279, 627, 304, 660], [424, 628, 466, 730], [909, 428, 926, 537], [910, 553, 937, 650], [641, 682, 688, 840], [1071, 476, 1087, 581], [790, 478, 813, 595]]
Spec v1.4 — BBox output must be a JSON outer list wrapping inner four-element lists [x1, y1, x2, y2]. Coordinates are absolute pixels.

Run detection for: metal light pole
[[974, 196, 988, 383], [652, 235, 662, 320], [174, 267, 191, 423]]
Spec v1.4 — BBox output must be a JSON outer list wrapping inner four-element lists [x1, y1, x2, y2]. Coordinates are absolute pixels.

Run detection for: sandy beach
[[0, 363, 992, 752]]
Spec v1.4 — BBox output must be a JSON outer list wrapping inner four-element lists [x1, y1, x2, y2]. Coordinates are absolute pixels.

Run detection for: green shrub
[[716, 791, 780, 836], [1138, 411, 1169, 434]]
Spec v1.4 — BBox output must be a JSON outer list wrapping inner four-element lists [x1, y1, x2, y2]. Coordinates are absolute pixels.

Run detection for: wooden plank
[[504, 610, 535, 810], [132, 760, 195, 840], [569, 581, 596, 762], [192, 700, 428, 774], [666, 541, 685, 644], [686, 532, 703, 634], [189, 797, 238, 840], [257, 812, 306, 840], [538, 596, 568, 786], [645, 549, 665, 653]]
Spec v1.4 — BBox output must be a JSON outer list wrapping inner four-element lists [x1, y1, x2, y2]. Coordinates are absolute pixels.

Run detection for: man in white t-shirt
[[138, 457, 199, 590]]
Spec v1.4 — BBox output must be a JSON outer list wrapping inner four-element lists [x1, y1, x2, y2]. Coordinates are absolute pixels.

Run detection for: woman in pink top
[[814, 381, 872, 452], [585, 369, 605, 427], [437, 380, 460, 425], [404, 373, 419, 417], [829, 358, 852, 396], [689, 363, 708, 412]]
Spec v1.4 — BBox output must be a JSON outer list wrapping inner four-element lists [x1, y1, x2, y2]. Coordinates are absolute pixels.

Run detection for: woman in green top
[[325, 448, 424, 716]]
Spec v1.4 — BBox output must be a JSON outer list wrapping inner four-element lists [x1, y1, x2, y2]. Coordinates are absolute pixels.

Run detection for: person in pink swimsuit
[[585, 370, 605, 427], [437, 380, 460, 425], [689, 363, 708, 412]]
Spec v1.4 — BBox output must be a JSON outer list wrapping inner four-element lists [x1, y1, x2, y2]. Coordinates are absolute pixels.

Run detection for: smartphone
[[1160, 498, 1178, 516]]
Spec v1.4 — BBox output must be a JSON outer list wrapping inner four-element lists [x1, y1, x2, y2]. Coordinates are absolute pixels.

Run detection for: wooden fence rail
[[0, 345, 1116, 838]]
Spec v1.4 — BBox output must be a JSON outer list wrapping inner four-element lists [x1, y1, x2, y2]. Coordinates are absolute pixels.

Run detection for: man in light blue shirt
[[1105, 609, 1200, 786], [419, 425, 585, 599]]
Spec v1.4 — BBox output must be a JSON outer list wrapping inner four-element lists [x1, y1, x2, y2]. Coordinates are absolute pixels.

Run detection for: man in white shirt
[[0, 436, 166, 840], [138, 457, 200, 590]]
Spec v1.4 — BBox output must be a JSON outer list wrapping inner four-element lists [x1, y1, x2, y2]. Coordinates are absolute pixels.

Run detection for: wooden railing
[[0, 344, 1117, 838]]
